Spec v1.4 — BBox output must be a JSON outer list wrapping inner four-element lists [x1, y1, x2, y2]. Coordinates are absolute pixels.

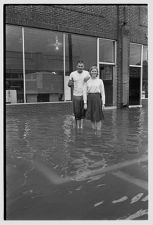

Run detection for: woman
[[83, 66, 105, 130]]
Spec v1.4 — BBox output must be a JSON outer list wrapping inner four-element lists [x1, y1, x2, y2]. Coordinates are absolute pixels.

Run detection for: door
[[129, 67, 141, 105], [100, 64, 113, 106]]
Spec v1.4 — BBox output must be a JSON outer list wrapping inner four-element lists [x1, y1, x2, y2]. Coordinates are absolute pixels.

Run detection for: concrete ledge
[[128, 105, 142, 108], [6, 101, 117, 108], [6, 101, 118, 116], [104, 106, 117, 110], [6, 101, 72, 106], [6, 101, 73, 116]]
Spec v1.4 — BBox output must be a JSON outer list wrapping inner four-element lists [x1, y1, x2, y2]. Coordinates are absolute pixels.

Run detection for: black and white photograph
[[3, 0, 150, 222]]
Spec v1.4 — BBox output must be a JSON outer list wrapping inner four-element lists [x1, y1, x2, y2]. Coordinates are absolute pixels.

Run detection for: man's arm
[[84, 71, 90, 82], [68, 73, 74, 87], [83, 83, 87, 109], [68, 79, 74, 87]]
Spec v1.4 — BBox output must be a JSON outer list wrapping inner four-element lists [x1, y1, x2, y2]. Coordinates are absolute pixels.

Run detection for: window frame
[[98, 38, 116, 65]]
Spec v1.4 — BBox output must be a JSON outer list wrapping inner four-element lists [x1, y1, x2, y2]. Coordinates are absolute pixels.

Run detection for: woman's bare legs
[[91, 121, 96, 130], [96, 121, 102, 130]]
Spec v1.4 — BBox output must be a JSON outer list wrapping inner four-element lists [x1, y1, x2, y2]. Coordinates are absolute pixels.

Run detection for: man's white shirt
[[69, 70, 90, 96]]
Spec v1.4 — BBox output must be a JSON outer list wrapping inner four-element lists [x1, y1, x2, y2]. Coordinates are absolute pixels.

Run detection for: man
[[68, 61, 90, 128]]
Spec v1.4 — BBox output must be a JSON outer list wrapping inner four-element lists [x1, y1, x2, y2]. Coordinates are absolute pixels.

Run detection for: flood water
[[5, 103, 148, 220]]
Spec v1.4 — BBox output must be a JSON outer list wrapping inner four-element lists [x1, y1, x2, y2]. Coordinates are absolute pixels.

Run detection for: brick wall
[[5, 5, 117, 40], [5, 4, 147, 44], [116, 5, 147, 107], [126, 5, 148, 44]]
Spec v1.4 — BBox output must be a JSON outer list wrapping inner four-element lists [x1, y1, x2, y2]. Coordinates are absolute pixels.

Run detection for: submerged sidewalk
[[5, 100, 148, 220]]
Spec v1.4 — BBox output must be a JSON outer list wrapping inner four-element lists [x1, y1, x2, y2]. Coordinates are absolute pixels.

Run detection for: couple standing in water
[[68, 61, 105, 131]]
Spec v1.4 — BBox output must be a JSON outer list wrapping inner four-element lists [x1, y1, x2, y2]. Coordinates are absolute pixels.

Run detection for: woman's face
[[90, 68, 98, 78]]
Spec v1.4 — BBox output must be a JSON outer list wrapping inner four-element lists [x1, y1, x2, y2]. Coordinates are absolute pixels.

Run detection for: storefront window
[[71, 34, 97, 71], [129, 43, 143, 105], [64, 34, 72, 101], [65, 34, 97, 101], [130, 43, 141, 65], [24, 28, 64, 102], [65, 33, 97, 73], [6, 25, 24, 103], [99, 39, 116, 106], [6, 26, 98, 103], [142, 46, 148, 98], [99, 39, 115, 63], [65, 34, 71, 76]]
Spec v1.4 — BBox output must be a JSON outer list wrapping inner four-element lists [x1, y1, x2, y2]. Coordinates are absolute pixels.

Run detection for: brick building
[[5, 4, 148, 107]]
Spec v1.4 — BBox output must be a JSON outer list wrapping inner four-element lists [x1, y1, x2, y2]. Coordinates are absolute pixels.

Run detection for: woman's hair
[[89, 65, 98, 76]]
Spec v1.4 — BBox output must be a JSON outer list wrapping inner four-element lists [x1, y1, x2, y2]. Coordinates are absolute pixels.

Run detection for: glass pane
[[65, 34, 97, 101], [65, 34, 72, 101], [100, 65, 113, 106], [65, 34, 71, 76], [71, 34, 97, 71], [129, 67, 141, 105], [5, 25, 24, 103], [99, 39, 115, 63], [24, 28, 64, 102], [130, 43, 141, 65], [142, 46, 148, 98]]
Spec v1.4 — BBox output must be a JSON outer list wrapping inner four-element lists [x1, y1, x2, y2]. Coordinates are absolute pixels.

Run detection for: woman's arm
[[100, 79, 105, 106], [83, 82, 88, 109]]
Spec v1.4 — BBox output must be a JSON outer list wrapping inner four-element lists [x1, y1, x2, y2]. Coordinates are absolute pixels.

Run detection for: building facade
[[5, 4, 148, 107]]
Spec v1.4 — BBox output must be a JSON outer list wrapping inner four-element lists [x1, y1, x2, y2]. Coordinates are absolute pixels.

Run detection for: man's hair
[[77, 60, 84, 65]]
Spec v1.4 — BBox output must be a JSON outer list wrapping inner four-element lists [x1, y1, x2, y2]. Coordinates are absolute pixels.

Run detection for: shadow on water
[[6, 104, 148, 219]]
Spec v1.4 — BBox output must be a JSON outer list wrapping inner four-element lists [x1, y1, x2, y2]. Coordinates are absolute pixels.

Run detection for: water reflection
[[6, 106, 148, 179], [6, 105, 148, 219]]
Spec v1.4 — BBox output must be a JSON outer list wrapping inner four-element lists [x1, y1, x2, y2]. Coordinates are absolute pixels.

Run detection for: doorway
[[129, 67, 141, 105], [99, 64, 113, 106]]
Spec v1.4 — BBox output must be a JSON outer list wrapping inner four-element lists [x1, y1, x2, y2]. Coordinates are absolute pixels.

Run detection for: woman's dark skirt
[[73, 95, 85, 120], [86, 93, 104, 122]]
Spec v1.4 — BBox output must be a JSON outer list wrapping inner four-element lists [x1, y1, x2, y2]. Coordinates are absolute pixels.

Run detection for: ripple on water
[[6, 105, 148, 219]]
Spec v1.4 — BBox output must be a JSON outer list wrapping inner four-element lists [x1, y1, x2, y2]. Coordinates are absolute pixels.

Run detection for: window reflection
[[71, 34, 97, 71], [130, 43, 141, 65], [99, 39, 115, 63], [65, 34, 97, 101], [129, 67, 141, 105], [24, 28, 64, 102], [65, 34, 97, 73], [100, 65, 113, 106], [65, 34, 71, 76], [6, 25, 24, 103]]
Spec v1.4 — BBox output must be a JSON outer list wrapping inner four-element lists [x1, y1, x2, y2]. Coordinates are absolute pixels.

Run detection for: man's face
[[76, 63, 84, 73]]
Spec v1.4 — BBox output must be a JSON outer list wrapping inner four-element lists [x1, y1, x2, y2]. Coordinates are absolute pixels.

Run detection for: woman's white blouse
[[83, 77, 105, 105]]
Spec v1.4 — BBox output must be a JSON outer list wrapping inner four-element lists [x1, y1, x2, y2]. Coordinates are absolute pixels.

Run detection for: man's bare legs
[[80, 119, 83, 129]]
